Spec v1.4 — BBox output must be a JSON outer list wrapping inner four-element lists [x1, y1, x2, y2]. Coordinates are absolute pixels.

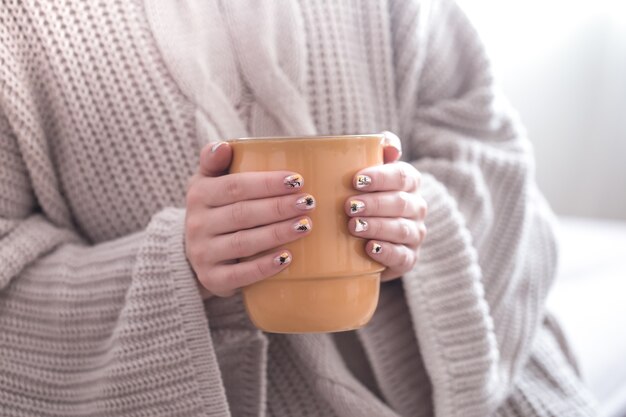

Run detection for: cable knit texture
[[0, 0, 596, 416]]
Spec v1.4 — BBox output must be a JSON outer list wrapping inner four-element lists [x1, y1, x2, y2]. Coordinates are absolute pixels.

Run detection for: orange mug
[[228, 134, 385, 333]]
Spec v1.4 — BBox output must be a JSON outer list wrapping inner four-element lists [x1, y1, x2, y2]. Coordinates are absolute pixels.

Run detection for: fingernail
[[296, 194, 316, 210], [211, 142, 226, 153], [293, 218, 311, 232], [349, 200, 365, 214], [284, 174, 304, 189], [382, 131, 403, 157], [355, 175, 372, 189], [354, 218, 368, 232], [371, 242, 382, 254], [274, 251, 292, 266]]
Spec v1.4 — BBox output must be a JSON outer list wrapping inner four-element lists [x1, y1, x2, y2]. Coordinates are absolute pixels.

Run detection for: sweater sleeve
[[382, 0, 565, 415], [0, 117, 230, 415]]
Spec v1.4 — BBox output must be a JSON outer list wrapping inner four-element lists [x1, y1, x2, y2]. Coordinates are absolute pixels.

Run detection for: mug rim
[[226, 133, 384, 143]]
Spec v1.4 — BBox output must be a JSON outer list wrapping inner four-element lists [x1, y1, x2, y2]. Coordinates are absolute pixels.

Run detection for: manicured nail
[[274, 251, 292, 266], [211, 142, 226, 153], [355, 175, 372, 189], [382, 131, 403, 157], [354, 218, 368, 232], [284, 174, 304, 189], [371, 242, 382, 254], [296, 195, 316, 210], [293, 218, 311, 232], [349, 200, 365, 214]]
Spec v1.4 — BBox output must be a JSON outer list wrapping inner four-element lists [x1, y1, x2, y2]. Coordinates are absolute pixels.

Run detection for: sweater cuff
[[158, 207, 230, 414], [401, 173, 500, 417]]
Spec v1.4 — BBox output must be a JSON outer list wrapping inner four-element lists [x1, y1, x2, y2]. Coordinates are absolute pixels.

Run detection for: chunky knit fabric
[[0, 0, 596, 416]]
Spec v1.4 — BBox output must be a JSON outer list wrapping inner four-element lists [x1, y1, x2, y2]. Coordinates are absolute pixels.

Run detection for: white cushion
[[547, 217, 626, 417]]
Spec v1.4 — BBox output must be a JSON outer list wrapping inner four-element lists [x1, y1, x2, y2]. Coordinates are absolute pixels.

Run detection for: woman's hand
[[345, 132, 427, 281], [185, 142, 316, 298]]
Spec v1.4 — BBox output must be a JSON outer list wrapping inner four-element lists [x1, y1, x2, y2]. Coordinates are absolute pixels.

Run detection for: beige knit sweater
[[0, 0, 596, 416]]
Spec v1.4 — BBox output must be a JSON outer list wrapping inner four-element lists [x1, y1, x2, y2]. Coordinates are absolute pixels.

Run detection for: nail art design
[[356, 175, 372, 189], [296, 195, 316, 210], [371, 242, 382, 254], [349, 200, 365, 214], [274, 251, 292, 266], [354, 218, 368, 232], [284, 174, 303, 189], [293, 218, 311, 232]]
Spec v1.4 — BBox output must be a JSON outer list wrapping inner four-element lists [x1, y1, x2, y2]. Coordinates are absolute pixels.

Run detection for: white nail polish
[[274, 251, 292, 266], [354, 218, 368, 232], [349, 200, 365, 214], [355, 175, 372, 189], [211, 142, 226, 153], [296, 195, 316, 210], [371, 242, 382, 254], [293, 218, 311, 232], [284, 174, 304, 189]]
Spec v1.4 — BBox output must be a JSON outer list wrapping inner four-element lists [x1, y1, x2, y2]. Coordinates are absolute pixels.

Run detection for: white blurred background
[[457, 1, 626, 416]]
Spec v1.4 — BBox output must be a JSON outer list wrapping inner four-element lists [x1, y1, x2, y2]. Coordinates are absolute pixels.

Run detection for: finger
[[366, 240, 417, 275], [382, 131, 402, 163], [345, 191, 426, 219], [207, 216, 312, 262], [349, 217, 423, 247], [193, 171, 304, 207], [199, 141, 233, 177], [199, 249, 293, 297], [354, 161, 421, 192], [207, 193, 316, 235]]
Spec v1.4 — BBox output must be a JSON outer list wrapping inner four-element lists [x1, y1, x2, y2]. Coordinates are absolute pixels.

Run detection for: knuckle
[[186, 175, 198, 193], [398, 164, 409, 190], [414, 168, 422, 190], [400, 250, 413, 269], [373, 195, 382, 213], [274, 197, 287, 218], [225, 178, 244, 201], [400, 222, 412, 241], [185, 214, 203, 239], [271, 224, 284, 244], [230, 231, 248, 255], [420, 198, 428, 219], [372, 219, 384, 237], [263, 174, 274, 195], [186, 183, 204, 207], [253, 261, 269, 281], [398, 192, 411, 215], [186, 243, 205, 264], [230, 201, 247, 226], [213, 270, 237, 297], [418, 223, 428, 243]]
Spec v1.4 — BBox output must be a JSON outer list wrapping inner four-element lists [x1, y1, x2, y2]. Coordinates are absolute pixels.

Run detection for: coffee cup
[[227, 134, 385, 333]]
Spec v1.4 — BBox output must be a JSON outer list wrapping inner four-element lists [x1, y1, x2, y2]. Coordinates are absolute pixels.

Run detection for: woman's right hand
[[185, 142, 315, 299]]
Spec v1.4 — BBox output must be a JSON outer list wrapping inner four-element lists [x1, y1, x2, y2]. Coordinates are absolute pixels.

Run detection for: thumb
[[382, 131, 402, 164], [199, 141, 233, 177]]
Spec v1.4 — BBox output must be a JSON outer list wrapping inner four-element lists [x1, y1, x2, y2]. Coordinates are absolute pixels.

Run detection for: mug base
[[242, 272, 381, 334]]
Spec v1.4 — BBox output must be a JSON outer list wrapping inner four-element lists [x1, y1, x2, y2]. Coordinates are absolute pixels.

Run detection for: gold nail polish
[[293, 218, 311, 232], [274, 251, 292, 266], [354, 218, 368, 232], [355, 175, 372, 189], [349, 200, 365, 214], [371, 242, 382, 254], [284, 174, 303, 189], [296, 195, 316, 210]]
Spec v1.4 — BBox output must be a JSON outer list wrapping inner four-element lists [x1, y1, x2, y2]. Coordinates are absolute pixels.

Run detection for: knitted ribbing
[[1, 0, 596, 416]]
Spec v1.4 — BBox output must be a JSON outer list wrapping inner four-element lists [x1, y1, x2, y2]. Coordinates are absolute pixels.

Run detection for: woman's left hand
[[345, 132, 427, 281]]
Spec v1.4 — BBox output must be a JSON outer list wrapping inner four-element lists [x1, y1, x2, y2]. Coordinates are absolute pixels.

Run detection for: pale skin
[[185, 132, 427, 298]]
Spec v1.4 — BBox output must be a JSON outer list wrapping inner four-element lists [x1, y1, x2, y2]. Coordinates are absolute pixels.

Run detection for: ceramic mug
[[227, 134, 385, 333]]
